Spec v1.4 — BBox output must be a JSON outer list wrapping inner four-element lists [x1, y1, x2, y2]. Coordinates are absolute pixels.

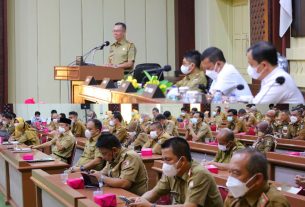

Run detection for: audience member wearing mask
[[108, 111, 128, 143], [174, 50, 207, 91], [205, 128, 245, 171], [226, 109, 247, 133], [10, 117, 39, 146], [69, 111, 86, 137], [186, 112, 213, 142], [252, 121, 277, 154], [287, 108, 305, 140]]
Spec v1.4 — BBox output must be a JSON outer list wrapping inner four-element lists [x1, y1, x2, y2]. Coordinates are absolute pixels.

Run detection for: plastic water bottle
[[99, 180, 104, 194], [213, 91, 222, 103]]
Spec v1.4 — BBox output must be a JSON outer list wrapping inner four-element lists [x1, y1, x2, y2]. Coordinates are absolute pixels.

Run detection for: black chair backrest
[[133, 63, 163, 83], [67, 142, 77, 166]]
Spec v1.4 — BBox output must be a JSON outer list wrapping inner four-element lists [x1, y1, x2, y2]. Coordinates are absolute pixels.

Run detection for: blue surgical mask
[[227, 116, 233, 122]]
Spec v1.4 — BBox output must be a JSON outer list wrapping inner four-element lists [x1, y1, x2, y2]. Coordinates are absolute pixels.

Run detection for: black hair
[[3, 113, 13, 120], [155, 114, 166, 121], [96, 133, 121, 149], [216, 106, 221, 113], [163, 111, 171, 119], [181, 107, 187, 112], [234, 148, 268, 180], [11, 113, 16, 119], [161, 137, 192, 162], [115, 22, 127, 30], [268, 104, 275, 109], [60, 113, 66, 119], [191, 107, 198, 112], [69, 111, 78, 117], [152, 107, 159, 113], [238, 109, 247, 115], [51, 110, 57, 114], [201, 47, 226, 63], [184, 50, 201, 68], [194, 111, 204, 119], [35, 111, 41, 116], [88, 119, 102, 130], [113, 111, 123, 122], [228, 109, 237, 116], [247, 41, 278, 66]]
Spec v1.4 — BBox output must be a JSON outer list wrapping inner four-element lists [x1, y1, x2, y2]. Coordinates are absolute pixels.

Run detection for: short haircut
[[201, 47, 226, 63], [69, 111, 78, 117], [152, 107, 159, 113], [228, 109, 237, 116], [151, 122, 163, 130], [184, 50, 201, 68], [181, 107, 187, 112], [291, 108, 303, 116], [194, 111, 204, 119], [155, 114, 166, 121], [35, 111, 40, 116], [113, 111, 123, 122], [88, 119, 102, 130], [11, 113, 16, 119], [96, 133, 121, 149], [216, 106, 221, 112], [115, 22, 127, 30], [238, 109, 247, 115], [234, 148, 268, 180], [51, 110, 57, 114], [3, 113, 13, 120], [219, 128, 235, 142], [247, 41, 278, 66], [161, 137, 192, 162], [60, 113, 66, 118], [163, 111, 171, 119], [191, 107, 198, 112]]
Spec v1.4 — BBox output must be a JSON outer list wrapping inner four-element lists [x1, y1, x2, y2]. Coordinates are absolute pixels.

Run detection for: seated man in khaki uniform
[[276, 110, 290, 138], [210, 106, 226, 126], [131, 114, 152, 148], [252, 121, 276, 154], [224, 148, 289, 207], [287, 108, 305, 140], [32, 118, 75, 163], [2, 113, 15, 135], [238, 109, 257, 129], [107, 22, 136, 72], [155, 114, 178, 137], [206, 128, 244, 170], [10, 117, 39, 146], [186, 111, 213, 142], [70, 119, 105, 172], [108, 111, 128, 143], [226, 109, 247, 133], [129, 137, 223, 207], [163, 111, 178, 126], [142, 122, 171, 154], [174, 50, 207, 91], [92, 133, 148, 196], [69, 111, 86, 137]]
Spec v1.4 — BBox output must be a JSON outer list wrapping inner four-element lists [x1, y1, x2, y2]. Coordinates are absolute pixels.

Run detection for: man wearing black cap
[[32, 117, 76, 163]]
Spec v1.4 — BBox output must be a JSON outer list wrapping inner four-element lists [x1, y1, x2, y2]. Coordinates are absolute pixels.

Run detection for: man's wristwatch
[[80, 165, 85, 172]]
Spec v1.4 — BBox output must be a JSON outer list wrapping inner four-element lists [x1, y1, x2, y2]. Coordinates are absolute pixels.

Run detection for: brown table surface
[[32, 171, 137, 207], [152, 160, 305, 207]]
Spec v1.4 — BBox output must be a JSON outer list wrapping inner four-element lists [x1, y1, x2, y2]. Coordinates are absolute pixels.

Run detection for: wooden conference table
[[76, 137, 162, 190], [0, 144, 68, 207], [31, 170, 137, 207], [151, 160, 305, 207]]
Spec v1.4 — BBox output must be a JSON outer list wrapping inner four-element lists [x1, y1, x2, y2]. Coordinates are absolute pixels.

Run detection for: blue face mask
[[227, 116, 233, 122]]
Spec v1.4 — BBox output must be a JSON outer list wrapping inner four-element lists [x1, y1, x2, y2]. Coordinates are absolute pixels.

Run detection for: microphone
[[221, 84, 245, 96], [142, 65, 172, 73], [255, 76, 286, 104], [96, 41, 110, 50]]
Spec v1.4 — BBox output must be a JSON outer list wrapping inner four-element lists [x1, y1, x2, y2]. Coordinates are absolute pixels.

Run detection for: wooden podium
[[54, 66, 124, 103]]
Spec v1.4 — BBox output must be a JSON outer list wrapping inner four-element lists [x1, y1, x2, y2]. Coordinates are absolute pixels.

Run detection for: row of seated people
[[1, 108, 305, 206]]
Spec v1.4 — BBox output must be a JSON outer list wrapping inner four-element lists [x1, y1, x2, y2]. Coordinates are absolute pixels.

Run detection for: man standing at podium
[[107, 22, 136, 72]]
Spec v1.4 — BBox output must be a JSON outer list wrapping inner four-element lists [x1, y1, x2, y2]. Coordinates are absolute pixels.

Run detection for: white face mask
[[85, 129, 92, 139], [247, 65, 260, 80], [2, 121, 7, 125], [150, 131, 158, 139], [190, 118, 198, 124], [206, 70, 218, 80], [53, 119, 58, 123], [227, 116, 233, 122], [58, 127, 66, 134], [109, 120, 115, 126], [212, 111, 217, 117], [226, 175, 255, 198], [181, 112, 186, 116], [128, 131, 137, 138], [14, 123, 19, 127], [162, 159, 181, 177], [218, 144, 227, 152], [180, 65, 191, 75], [290, 116, 298, 124]]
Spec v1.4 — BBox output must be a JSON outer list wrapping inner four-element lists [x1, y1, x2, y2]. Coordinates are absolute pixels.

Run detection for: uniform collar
[[112, 147, 127, 164], [244, 182, 270, 206], [178, 161, 193, 181], [90, 133, 101, 142], [114, 38, 127, 46], [185, 68, 201, 80]]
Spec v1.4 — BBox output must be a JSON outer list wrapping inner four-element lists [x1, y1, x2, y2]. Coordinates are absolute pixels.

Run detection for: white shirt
[[253, 67, 305, 104], [209, 63, 253, 98]]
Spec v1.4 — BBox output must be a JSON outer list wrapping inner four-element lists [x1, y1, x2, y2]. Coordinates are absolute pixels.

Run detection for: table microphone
[[222, 84, 245, 96], [256, 76, 286, 104]]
